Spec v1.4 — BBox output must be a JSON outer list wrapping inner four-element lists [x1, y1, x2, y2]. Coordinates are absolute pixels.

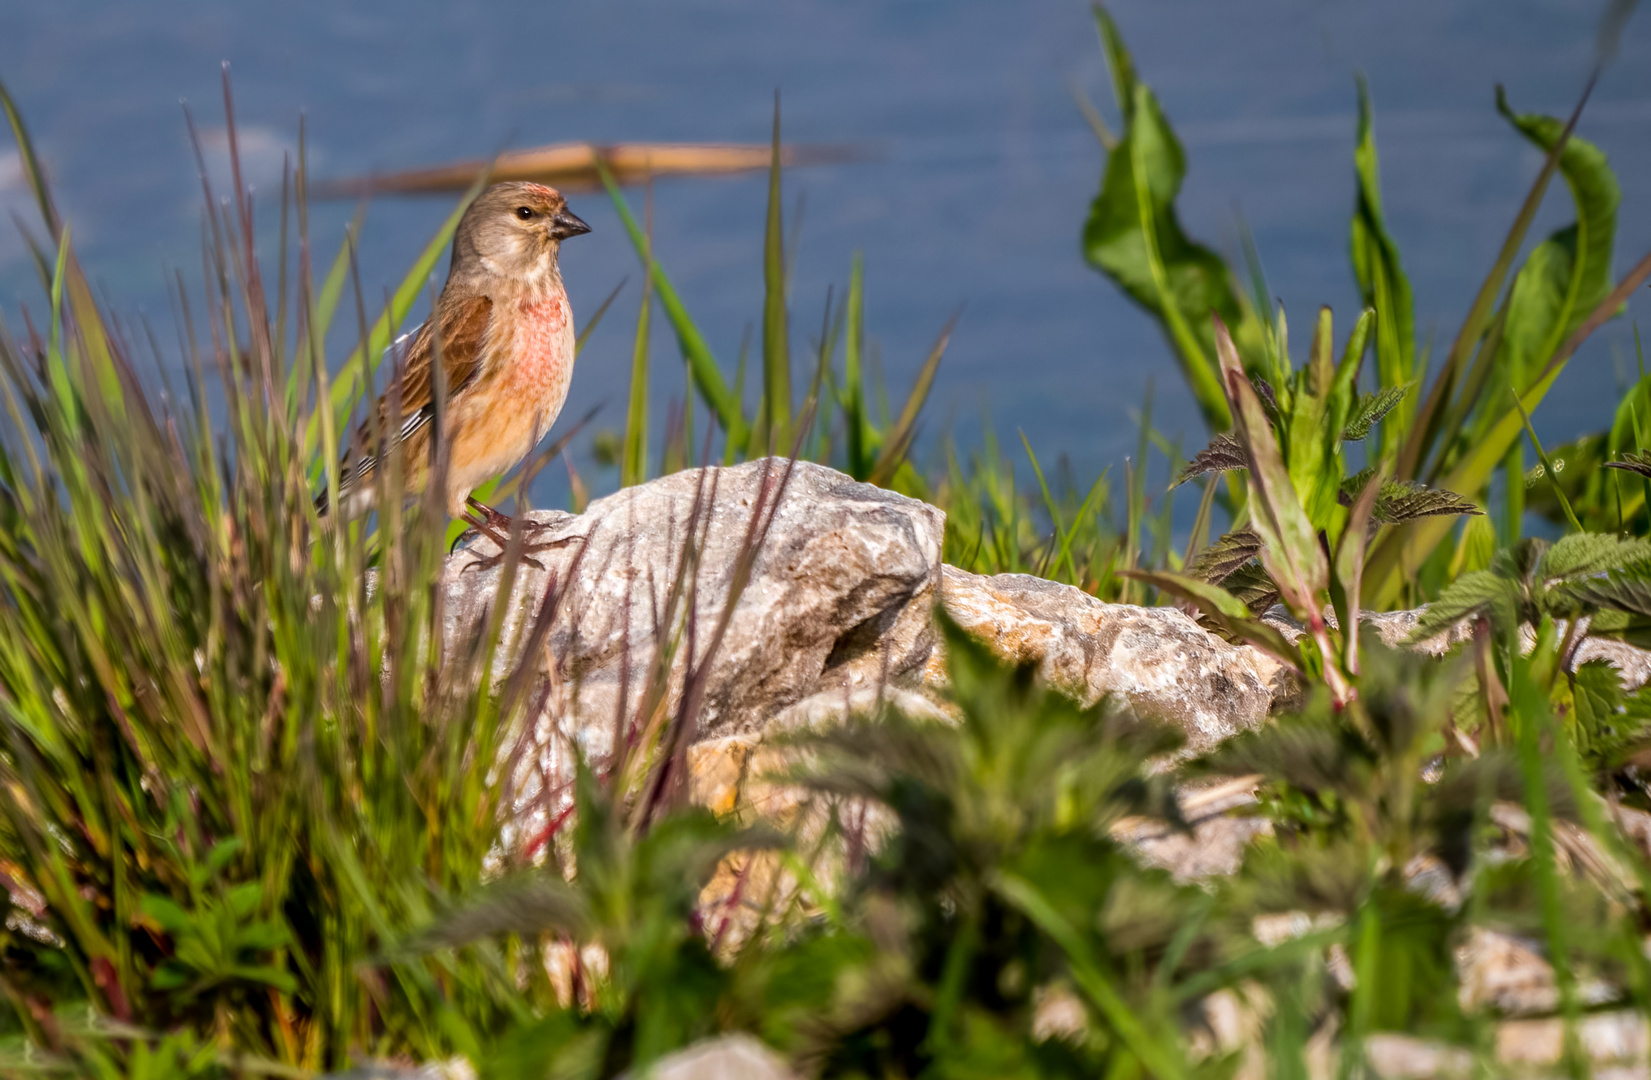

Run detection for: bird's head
[[451, 181, 590, 287]]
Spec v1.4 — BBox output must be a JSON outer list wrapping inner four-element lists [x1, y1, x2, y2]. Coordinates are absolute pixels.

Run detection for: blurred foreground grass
[[2, 4, 1651, 1077]]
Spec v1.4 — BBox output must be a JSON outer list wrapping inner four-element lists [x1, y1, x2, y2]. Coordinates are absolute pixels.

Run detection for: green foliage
[[1078, 4, 1647, 611], [1082, 5, 1253, 429], [4, 5, 1651, 1076]]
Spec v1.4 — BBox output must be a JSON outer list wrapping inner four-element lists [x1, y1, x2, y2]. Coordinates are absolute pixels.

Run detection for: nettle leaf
[[1186, 526, 1262, 583], [1604, 450, 1651, 479], [1539, 532, 1651, 581], [1341, 384, 1410, 441], [1249, 372, 1282, 425], [1558, 575, 1651, 620], [1339, 471, 1480, 524], [1407, 569, 1517, 644], [1570, 658, 1624, 761], [1224, 560, 1281, 614], [1175, 432, 1246, 487], [1372, 482, 1480, 524]]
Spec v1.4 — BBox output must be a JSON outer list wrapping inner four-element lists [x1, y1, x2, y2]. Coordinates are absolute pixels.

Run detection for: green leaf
[[1336, 472, 1480, 525], [1083, 7, 1245, 430], [1173, 432, 1245, 486], [1349, 77, 1417, 456], [1407, 568, 1516, 644], [1570, 658, 1624, 760], [140, 894, 193, 935], [1492, 88, 1620, 390], [1185, 527, 1262, 584], [762, 96, 792, 450], [1342, 384, 1410, 442], [1540, 532, 1651, 580], [1214, 317, 1329, 622]]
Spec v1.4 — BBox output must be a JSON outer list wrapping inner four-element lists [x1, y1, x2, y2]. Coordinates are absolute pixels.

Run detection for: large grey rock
[[937, 566, 1274, 751], [444, 459, 944, 764], [629, 1035, 794, 1080]]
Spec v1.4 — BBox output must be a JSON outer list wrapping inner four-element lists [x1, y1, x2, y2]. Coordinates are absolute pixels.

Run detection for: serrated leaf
[[1558, 575, 1651, 620], [398, 875, 590, 956], [1342, 384, 1411, 441], [1339, 476, 1480, 524], [1186, 527, 1262, 583], [1223, 561, 1280, 615], [1603, 450, 1651, 479], [1174, 433, 1246, 487], [1539, 532, 1651, 581], [1249, 372, 1282, 424], [1406, 569, 1517, 644], [1570, 658, 1624, 761]]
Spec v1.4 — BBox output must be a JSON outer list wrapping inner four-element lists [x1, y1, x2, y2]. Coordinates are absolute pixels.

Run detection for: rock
[[628, 1035, 794, 1080], [1114, 776, 1272, 880], [938, 566, 1273, 751], [1455, 927, 1621, 1016], [444, 459, 944, 763]]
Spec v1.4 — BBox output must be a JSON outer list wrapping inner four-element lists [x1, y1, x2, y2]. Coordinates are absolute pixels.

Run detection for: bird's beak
[[549, 210, 591, 240]]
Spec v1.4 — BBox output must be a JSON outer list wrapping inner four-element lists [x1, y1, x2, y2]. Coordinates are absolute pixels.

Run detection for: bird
[[315, 181, 591, 554]]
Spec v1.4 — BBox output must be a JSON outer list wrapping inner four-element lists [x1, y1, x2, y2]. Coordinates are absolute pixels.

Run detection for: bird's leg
[[457, 509, 549, 573], [465, 494, 582, 555], [457, 501, 581, 573], [465, 496, 516, 533], [466, 495, 564, 538]]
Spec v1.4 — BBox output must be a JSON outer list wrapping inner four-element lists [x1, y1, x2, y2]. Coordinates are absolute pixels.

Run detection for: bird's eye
[[516, 206, 535, 220]]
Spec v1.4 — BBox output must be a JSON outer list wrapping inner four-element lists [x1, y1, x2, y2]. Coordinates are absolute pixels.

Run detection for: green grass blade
[[1349, 77, 1417, 460], [844, 253, 870, 479], [762, 96, 792, 452], [598, 161, 746, 445], [624, 249, 653, 489], [867, 310, 956, 487]]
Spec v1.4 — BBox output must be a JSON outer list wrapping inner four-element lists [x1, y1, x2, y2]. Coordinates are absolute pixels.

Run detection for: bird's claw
[[458, 532, 581, 574]]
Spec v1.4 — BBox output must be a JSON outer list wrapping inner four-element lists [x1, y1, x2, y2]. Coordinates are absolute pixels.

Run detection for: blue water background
[[1, 0, 1648, 507]]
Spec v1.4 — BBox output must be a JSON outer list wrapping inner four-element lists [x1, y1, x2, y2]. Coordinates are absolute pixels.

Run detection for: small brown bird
[[317, 181, 591, 547]]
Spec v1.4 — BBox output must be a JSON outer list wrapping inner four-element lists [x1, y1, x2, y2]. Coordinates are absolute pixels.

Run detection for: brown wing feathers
[[315, 295, 494, 513]]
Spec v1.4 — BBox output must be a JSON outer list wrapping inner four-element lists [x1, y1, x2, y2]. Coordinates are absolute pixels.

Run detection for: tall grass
[[2, 3, 1651, 1076], [0, 75, 570, 1074]]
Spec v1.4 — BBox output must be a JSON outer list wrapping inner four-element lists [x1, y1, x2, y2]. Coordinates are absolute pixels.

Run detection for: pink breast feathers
[[506, 294, 574, 397]]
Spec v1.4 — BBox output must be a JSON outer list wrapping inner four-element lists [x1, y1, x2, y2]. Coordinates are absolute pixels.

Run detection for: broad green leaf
[[1367, 101, 1628, 605], [1285, 307, 1339, 530], [1083, 8, 1247, 430], [1490, 88, 1620, 394], [1406, 568, 1517, 644]]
